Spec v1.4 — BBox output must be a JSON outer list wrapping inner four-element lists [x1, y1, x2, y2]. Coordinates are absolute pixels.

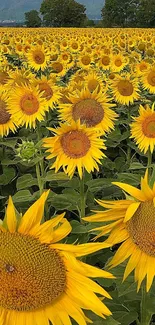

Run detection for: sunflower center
[[0, 232, 66, 311], [147, 71, 155, 86], [20, 94, 39, 115], [127, 200, 155, 256], [117, 80, 134, 96], [81, 55, 91, 66], [52, 62, 63, 73], [88, 79, 100, 92], [101, 56, 110, 66], [142, 114, 155, 138], [61, 130, 90, 158], [72, 98, 104, 127], [0, 100, 11, 124], [0, 71, 9, 85], [33, 51, 45, 64], [115, 59, 122, 67], [39, 82, 53, 100]]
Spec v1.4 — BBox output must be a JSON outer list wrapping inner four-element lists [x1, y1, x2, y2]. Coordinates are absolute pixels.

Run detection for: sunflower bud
[[16, 140, 38, 162]]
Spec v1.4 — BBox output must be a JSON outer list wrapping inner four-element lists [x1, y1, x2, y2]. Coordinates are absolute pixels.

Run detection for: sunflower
[[110, 53, 128, 72], [141, 67, 155, 94], [130, 103, 155, 154], [84, 71, 105, 93], [83, 169, 155, 292], [31, 75, 61, 109], [58, 88, 117, 134], [135, 61, 150, 76], [6, 68, 33, 89], [98, 55, 111, 70], [26, 46, 50, 71], [51, 61, 67, 77], [78, 53, 93, 70], [0, 191, 113, 325], [0, 90, 18, 137], [7, 85, 48, 128], [43, 121, 106, 179], [111, 74, 140, 106]]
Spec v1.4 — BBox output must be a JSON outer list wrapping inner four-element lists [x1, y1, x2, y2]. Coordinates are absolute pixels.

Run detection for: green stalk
[[147, 149, 152, 169], [140, 286, 152, 325], [79, 171, 86, 222], [36, 163, 43, 195]]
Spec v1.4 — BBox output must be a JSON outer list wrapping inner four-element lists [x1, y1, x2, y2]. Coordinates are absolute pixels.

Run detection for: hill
[[0, 0, 103, 21]]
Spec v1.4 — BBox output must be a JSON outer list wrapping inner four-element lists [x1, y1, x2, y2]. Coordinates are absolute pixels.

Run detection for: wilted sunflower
[[43, 120, 106, 179], [58, 88, 117, 134], [7, 85, 48, 128], [0, 90, 18, 137], [0, 191, 113, 325], [130, 103, 155, 153], [111, 74, 140, 106], [83, 170, 155, 292]]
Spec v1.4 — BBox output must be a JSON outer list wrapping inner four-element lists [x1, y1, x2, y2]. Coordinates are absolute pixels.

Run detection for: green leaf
[[0, 167, 16, 185], [129, 162, 145, 170], [12, 190, 33, 203], [86, 178, 114, 193], [44, 171, 69, 181], [16, 174, 38, 190]]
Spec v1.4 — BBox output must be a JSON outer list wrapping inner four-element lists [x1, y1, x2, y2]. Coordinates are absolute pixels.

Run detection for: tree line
[[25, 0, 155, 28]]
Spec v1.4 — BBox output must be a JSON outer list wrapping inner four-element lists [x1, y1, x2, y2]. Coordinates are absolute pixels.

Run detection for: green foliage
[[40, 0, 86, 27], [25, 10, 42, 27], [101, 0, 155, 27]]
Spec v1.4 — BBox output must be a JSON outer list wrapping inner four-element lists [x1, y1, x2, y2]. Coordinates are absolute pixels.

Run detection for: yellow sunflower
[[110, 53, 129, 72], [7, 85, 48, 128], [51, 61, 67, 77], [31, 75, 61, 109], [6, 68, 33, 89], [84, 71, 105, 93], [111, 74, 140, 106], [141, 67, 155, 94], [83, 170, 155, 292], [43, 120, 106, 179], [26, 45, 50, 71], [58, 88, 117, 134], [0, 90, 18, 137], [0, 191, 113, 324], [130, 103, 155, 154]]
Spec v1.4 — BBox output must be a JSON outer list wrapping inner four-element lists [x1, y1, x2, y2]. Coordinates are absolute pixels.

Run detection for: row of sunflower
[[0, 27, 155, 325]]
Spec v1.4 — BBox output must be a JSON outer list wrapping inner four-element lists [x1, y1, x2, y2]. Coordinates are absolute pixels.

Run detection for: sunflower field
[[1, 27, 155, 325]]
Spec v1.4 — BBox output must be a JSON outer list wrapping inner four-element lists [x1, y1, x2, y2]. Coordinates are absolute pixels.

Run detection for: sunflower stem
[[147, 149, 152, 174], [36, 163, 44, 196], [79, 172, 86, 222], [140, 285, 152, 325]]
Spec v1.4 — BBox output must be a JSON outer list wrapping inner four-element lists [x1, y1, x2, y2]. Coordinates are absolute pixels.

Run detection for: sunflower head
[[0, 192, 113, 324], [130, 103, 155, 153], [83, 169, 155, 292], [43, 120, 106, 178]]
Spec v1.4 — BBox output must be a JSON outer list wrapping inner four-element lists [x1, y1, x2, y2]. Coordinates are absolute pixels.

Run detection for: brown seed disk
[[117, 80, 134, 96], [142, 114, 155, 138], [127, 200, 155, 256], [61, 130, 90, 158], [0, 232, 66, 311], [72, 98, 104, 127], [0, 100, 11, 124]]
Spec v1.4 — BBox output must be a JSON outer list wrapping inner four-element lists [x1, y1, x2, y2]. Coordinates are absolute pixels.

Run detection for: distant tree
[[137, 0, 155, 27], [83, 18, 95, 27], [101, 0, 139, 27], [40, 0, 86, 27], [25, 10, 42, 27]]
